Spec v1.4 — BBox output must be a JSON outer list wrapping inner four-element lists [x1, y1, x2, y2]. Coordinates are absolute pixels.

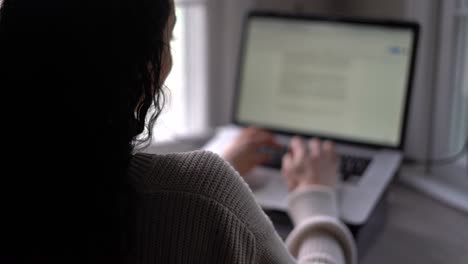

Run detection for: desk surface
[[361, 182, 468, 264]]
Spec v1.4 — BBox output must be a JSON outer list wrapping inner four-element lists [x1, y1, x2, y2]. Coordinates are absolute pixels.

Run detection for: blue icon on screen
[[389, 46, 402, 54]]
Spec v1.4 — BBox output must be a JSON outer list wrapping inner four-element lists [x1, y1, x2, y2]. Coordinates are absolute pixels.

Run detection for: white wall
[[207, 0, 443, 160]]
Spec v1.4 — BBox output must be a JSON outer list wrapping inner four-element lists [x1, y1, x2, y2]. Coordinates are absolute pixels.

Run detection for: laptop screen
[[234, 13, 418, 149]]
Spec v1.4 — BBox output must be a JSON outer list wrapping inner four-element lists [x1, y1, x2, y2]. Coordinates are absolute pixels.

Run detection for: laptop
[[203, 11, 419, 225]]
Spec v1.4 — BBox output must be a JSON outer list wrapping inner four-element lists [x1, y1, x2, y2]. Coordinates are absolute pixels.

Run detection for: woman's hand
[[222, 127, 280, 176], [282, 137, 339, 191]]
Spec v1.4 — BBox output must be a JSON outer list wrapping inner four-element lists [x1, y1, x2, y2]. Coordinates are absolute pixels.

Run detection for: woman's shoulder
[[129, 150, 271, 227], [129, 151, 293, 263], [129, 150, 294, 262], [129, 150, 244, 195]]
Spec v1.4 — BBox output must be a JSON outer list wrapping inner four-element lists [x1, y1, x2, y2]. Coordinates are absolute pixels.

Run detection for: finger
[[282, 153, 298, 191], [249, 126, 271, 137], [252, 126, 270, 134], [308, 138, 321, 161], [243, 126, 258, 137], [322, 140, 337, 162], [252, 134, 282, 150], [290, 137, 306, 161], [287, 178, 298, 192], [281, 152, 293, 173], [251, 131, 273, 143], [268, 140, 283, 150], [254, 153, 271, 165]]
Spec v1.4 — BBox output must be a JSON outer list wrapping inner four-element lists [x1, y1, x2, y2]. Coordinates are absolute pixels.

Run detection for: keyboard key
[[340, 155, 371, 181]]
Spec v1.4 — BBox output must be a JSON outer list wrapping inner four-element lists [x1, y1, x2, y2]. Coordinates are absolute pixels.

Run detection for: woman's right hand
[[281, 137, 339, 192]]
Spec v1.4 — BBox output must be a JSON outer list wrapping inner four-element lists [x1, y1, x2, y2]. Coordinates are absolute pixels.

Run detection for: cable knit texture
[[128, 150, 356, 263]]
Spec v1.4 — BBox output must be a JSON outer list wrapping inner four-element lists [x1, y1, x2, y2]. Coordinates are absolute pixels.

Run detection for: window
[[153, 0, 208, 142], [451, 0, 468, 151]]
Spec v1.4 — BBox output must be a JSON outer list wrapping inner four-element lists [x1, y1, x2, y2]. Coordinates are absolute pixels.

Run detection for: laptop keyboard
[[260, 146, 371, 182], [339, 155, 372, 181]]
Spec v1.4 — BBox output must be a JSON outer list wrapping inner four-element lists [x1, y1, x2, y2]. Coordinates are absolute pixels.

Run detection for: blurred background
[[159, 0, 467, 159]]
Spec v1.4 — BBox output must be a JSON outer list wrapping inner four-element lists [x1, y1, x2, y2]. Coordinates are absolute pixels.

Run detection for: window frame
[[450, 0, 468, 151], [429, 0, 468, 164]]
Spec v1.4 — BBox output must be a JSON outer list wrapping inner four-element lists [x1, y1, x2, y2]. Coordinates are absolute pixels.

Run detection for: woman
[[0, 0, 355, 263]]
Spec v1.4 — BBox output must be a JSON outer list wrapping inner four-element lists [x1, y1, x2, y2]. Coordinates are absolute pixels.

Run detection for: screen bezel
[[232, 11, 420, 150]]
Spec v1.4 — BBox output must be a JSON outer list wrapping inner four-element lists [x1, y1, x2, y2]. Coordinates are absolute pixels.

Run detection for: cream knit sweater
[[129, 150, 357, 263]]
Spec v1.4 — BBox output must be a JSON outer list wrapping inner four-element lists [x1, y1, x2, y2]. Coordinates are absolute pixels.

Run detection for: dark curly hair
[[0, 0, 171, 262]]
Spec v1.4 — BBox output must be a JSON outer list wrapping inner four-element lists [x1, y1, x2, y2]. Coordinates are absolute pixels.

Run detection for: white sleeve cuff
[[287, 185, 339, 225], [286, 216, 357, 264]]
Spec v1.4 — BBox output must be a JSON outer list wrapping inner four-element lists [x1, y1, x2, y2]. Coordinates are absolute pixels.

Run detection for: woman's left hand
[[222, 127, 280, 176]]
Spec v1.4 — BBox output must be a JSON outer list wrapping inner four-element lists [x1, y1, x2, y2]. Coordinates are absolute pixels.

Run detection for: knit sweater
[[129, 150, 357, 263]]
